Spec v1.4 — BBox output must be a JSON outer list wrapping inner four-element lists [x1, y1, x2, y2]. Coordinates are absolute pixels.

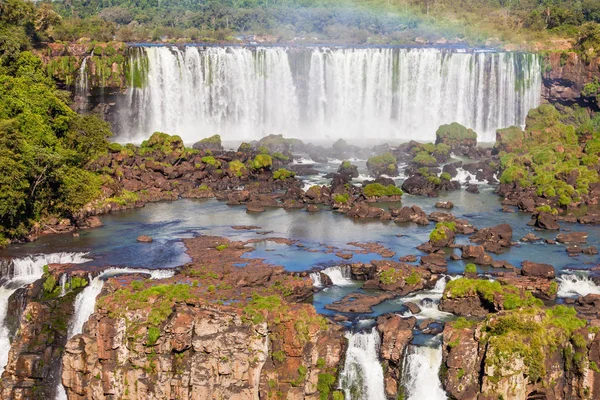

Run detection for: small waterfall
[[339, 328, 386, 399], [117, 46, 542, 143], [67, 267, 175, 338], [75, 52, 92, 110], [59, 274, 67, 297], [557, 273, 600, 297], [311, 265, 354, 287], [0, 252, 91, 375], [310, 272, 323, 287], [57, 267, 176, 398], [402, 343, 447, 400]]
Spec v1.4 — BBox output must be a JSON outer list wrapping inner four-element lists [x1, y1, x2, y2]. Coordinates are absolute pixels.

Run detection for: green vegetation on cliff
[[481, 305, 586, 384], [0, 45, 111, 244], [444, 278, 543, 310], [497, 104, 600, 208]]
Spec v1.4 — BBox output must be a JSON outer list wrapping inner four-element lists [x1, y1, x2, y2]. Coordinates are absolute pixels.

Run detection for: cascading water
[[401, 341, 447, 400], [75, 52, 92, 111], [339, 328, 386, 399], [311, 265, 354, 287], [56, 267, 176, 399], [557, 273, 600, 297], [0, 253, 91, 375], [116, 46, 541, 143]]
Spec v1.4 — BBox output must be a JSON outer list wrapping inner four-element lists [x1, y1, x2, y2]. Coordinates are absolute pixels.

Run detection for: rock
[[465, 184, 479, 194], [521, 261, 555, 279], [556, 231, 588, 244], [193, 134, 223, 151], [520, 232, 541, 242], [246, 202, 265, 213], [536, 212, 560, 230], [399, 255, 417, 262], [461, 245, 486, 259], [584, 246, 599, 255], [306, 205, 319, 212], [420, 253, 447, 267], [404, 302, 421, 314], [435, 201, 454, 209], [137, 235, 152, 243], [469, 224, 512, 253]]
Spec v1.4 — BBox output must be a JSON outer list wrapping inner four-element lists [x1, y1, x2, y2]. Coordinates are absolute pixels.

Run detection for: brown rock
[[556, 231, 588, 244], [536, 212, 560, 230], [521, 261, 555, 279], [137, 235, 153, 243]]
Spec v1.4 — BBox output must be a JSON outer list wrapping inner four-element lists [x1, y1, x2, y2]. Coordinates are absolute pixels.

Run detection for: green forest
[[0, 0, 112, 245], [1, 0, 597, 48]]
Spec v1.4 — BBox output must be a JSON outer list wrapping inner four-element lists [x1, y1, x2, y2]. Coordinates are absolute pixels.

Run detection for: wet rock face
[[376, 314, 416, 398], [542, 52, 600, 109], [1, 282, 77, 400]]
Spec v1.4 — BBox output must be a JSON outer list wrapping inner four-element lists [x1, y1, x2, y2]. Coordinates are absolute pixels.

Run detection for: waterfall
[[75, 52, 92, 110], [402, 342, 447, 400], [116, 46, 541, 143], [0, 252, 91, 375], [67, 267, 175, 338], [56, 267, 176, 399], [311, 265, 354, 287], [339, 328, 386, 399], [557, 273, 600, 297]]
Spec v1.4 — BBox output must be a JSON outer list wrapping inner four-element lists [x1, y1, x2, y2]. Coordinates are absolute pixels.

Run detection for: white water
[[557, 273, 600, 298], [402, 343, 447, 400], [390, 276, 456, 320], [56, 267, 175, 399], [339, 328, 386, 399], [454, 167, 488, 185], [0, 253, 91, 375], [75, 52, 92, 109], [67, 267, 175, 338], [118, 46, 541, 143], [311, 265, 354, 287]]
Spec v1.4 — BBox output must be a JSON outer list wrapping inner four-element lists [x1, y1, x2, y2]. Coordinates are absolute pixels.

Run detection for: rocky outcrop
[[441, 307, 600, 400], [0, 269, 88, 400], [377, 314, 415, 399], [542, 52, 600, 110]]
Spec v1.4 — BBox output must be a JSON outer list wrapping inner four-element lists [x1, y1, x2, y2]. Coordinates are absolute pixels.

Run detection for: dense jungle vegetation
[[24, 0, 599, 50], [0, 0, 112, 245]]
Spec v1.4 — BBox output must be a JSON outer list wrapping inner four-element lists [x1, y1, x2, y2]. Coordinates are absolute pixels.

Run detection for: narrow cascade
[[56, 267, 176, 399], [67, 267, 175, 338], [339, 328, 386, 399], [0, 253, 91, 375], [117, 46, 541, 143], [557, 273, 600, 297], [59, 274, 67, 297], [401, 342, 447, 400], [309, 272, 322, 287], [75, 52, 92, 111], [311, 265, 354, 287]]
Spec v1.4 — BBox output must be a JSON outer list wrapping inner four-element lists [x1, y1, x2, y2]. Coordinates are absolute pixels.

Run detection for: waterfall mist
[[115, 46, 541, 144]]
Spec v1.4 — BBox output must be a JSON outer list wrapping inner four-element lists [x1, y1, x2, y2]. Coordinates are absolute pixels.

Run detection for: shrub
[[333, 193, 350, 204], [228, 160, 246, 177], [363, 183, 403, 197], [464, 264, 477, 274], [252, 154, 272, 170], [273, 168, 295, 180]]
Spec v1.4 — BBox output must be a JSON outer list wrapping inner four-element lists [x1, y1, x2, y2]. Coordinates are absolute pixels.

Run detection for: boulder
[[556, 231, 588, 244], [536, 212, 560, 230], [137, 235, 153, 243], [521, 261, 555, 279]]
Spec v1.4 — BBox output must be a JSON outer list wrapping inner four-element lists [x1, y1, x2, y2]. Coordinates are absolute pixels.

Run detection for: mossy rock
[[140, 132, 184, 154], [435, 122, 477, 147], [193, 134, 222, 151]]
